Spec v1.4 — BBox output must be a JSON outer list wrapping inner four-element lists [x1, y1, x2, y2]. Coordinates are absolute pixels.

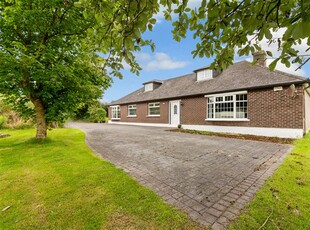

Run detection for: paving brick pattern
[[69, 122, 292, 229]]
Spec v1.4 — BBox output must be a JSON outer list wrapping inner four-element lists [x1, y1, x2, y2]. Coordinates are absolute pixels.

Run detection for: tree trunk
[[31, 98, 47, 139]]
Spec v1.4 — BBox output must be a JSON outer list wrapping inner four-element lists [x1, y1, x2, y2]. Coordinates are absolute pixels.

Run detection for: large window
[[111, 105, 120, 119], [148, 102, 160, 116], [206, 92, 248, 120], [128, 104, 136, 117]]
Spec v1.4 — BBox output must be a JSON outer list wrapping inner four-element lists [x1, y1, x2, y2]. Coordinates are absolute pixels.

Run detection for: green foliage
[[76, 0, 159, 77], [0, 128, 200, 229], [161, 0, 310, 70], [0, 97, 34, 129], [0, 116, 7, 128], [73, 101, 108, 122], [0, 0, 160, 138], [0, 0, 106, 135], [87, 105, 107, 122]]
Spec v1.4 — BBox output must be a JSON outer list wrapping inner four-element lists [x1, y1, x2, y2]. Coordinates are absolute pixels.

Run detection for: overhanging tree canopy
[[161, 0, 310, 70], [0, 0, 158, 139]]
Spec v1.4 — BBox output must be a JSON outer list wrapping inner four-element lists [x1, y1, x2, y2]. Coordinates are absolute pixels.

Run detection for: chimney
[[253, 50, 266, 67]]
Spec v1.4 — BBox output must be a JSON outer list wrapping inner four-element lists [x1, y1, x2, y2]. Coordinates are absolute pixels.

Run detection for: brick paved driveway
[[68, 122, 292, 229]]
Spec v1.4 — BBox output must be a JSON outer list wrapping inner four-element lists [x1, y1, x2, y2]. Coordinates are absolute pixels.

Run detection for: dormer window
[[197, 69, 213, 81], [145, 83, 153, 92], [143, 80, 162, 92]]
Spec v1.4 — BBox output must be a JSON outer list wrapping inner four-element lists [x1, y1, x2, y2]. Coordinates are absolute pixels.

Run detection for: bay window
[[206, 92, 248, 120]]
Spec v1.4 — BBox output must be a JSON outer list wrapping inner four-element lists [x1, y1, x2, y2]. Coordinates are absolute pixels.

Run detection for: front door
[[170, 100, 180, 126]]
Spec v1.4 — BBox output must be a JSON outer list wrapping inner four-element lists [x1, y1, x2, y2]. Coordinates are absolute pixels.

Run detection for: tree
[[73, 100, 107, 122], [0, 0, 158, 139], [161, 0, 310, 71]]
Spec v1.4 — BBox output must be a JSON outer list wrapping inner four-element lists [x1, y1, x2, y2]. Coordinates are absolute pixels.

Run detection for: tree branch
[[295, 57, 310, 71]]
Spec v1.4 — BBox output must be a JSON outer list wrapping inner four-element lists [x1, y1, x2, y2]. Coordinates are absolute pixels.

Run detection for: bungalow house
[[108, 52, 310, 138]]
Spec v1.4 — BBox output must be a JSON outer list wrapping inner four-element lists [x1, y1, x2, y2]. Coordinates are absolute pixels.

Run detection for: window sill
[[147, 115, 160, 117], [205, 118, 249, 122], [127, 116, 137, 118], [111, 118, 121, 120]]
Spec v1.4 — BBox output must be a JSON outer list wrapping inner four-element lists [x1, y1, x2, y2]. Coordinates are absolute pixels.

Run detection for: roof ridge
[[162, 72, 196, 82]]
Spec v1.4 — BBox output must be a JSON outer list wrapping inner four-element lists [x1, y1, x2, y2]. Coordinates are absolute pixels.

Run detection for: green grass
[[229, 133, 310, 230], [0, 128, 201, 229]]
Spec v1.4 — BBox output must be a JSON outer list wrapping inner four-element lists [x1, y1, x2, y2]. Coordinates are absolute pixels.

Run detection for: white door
[[170, 100, 180, 126]]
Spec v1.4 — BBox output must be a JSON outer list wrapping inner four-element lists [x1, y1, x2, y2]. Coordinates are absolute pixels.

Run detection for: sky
[[103, 12, 310, 103]]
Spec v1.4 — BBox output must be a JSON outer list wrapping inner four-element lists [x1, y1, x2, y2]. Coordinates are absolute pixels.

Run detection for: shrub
[[0, 97, 34, 129], [88, 106, 107, 123], [0, 115, 7, 129]]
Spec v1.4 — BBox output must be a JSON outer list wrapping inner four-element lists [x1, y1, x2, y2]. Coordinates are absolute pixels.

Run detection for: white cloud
[[242, 28, 308, 76], [245, 57, 306, 77], [153, 6, 165, 23], [120, 52, 188, 71], [248, 28, 308, 57], [136, 53, 151, 62], [267, 59, 306, 77], [121, 60, 131, 70], [145, 52, 189, 71], [187, 0, 202, 9]]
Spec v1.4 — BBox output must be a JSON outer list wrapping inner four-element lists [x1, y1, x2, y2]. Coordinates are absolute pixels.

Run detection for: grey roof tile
[[111, 61, 308, 105]]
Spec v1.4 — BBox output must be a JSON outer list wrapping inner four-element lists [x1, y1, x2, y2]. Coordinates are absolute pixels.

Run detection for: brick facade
[[247, 85, 304, 129], [109, 100, 169, 124], [110, 85, 305, 130], [181, 96, 206, 125]]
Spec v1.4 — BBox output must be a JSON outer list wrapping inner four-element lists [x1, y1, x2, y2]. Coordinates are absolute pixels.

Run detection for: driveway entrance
[[68, 122, 292, 229]]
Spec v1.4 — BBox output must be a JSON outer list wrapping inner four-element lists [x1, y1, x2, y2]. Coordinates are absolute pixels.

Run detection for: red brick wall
[[247, 85, 304, 129], [109, 85, 304, 129], [181, 97, 206, 125], [109, 100, 169, 123], [181, 85, 304, 129]]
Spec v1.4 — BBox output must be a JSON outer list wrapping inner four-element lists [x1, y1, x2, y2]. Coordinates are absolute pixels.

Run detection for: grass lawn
[[0, 128, 201, 229], [229, 133, 310, 230]]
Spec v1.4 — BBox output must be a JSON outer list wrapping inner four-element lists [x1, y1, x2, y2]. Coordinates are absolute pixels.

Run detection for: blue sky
[[103, 20, 310, 103]]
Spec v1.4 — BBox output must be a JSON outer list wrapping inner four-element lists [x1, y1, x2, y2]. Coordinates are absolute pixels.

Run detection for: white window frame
[[111, 105, 120, 120], [205, 91, 249, 121], [197, 69, 213, 81], [148, 102, 160, 117], [127, 104, 137, 117], [145, 83, 153, 92]]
